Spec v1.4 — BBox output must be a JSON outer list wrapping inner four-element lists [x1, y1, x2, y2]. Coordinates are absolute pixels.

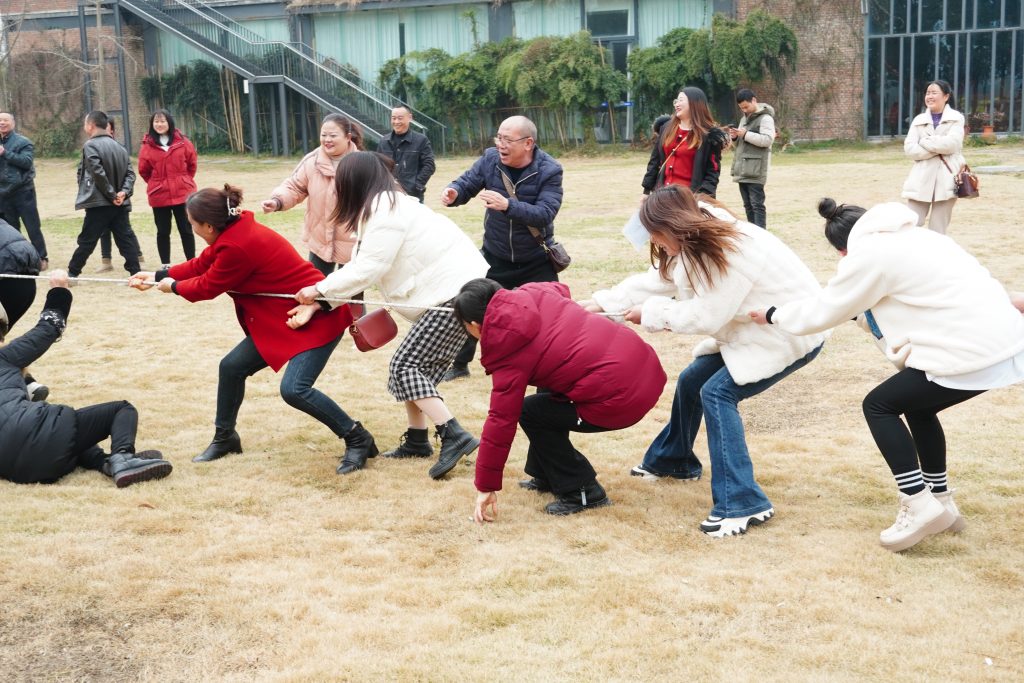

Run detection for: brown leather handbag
[[350, 307, 398, 352], [940, 155, 980, 199]]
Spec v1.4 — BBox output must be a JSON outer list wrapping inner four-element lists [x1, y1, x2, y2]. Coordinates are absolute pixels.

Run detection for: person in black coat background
[[0, 270, 172, 487], [377, 105, 436, 203]]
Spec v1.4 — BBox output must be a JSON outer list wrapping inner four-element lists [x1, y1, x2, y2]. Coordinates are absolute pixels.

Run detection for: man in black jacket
[[377, 106, 436, 203], [0, 112, 48, 270], [67, 111, 142, 278]]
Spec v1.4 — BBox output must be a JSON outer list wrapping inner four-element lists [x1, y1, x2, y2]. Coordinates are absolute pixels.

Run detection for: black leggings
[[862, 368, 983, 478], [153, 204, 196, 264]]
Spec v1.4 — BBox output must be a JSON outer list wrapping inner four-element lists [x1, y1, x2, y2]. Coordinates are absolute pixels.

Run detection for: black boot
[[193, 428, 242, 463], [103, 451, 173, 488], [518, 477, 552, 492], [545, 481, 611, 515], [381, 428, 433, 458], [337, 422, 379, 474], [428, 418, 480, 480]]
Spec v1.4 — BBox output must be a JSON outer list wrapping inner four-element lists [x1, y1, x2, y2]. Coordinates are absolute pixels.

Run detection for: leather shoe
[[193, 429, 242, 462], [518, 477, 551, 492], [545, 481, 611, 515], [337, 422, 379, 474]]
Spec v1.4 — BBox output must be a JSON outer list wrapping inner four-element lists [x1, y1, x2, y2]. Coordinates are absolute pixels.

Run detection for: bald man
[[439, 115, 564, 381], [378, 105, 435, 203], [0, 113, 48, 270]]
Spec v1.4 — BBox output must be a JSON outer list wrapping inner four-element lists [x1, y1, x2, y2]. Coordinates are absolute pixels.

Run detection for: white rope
[[0, 272, 628, 317]]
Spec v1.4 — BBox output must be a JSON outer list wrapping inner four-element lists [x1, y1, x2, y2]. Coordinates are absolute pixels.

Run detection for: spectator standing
[[728, 89, 775, 229], [641, 86, 728, 197], [439, 115, 563, 381], [0, 112, 48, 270], [377, 106, 436, 203], [67, 111, 142, 278], [138, 109, 198, 266]]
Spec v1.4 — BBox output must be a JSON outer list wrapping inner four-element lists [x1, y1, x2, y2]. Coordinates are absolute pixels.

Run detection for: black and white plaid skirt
[[387, 301, 468, 402]]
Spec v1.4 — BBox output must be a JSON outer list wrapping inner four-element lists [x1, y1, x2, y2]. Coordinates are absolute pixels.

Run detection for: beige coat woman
[[901, 101, 964, 234]]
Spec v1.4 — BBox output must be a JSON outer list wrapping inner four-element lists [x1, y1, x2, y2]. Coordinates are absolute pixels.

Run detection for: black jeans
[[454, 249, 558, 367], [0, 278, 36, 330], [738, 183, 767, 229], [73, 400, 139, 468], [519, 393, 611, 494], [153, 204, 196, 264], [69, 205, 141, 276], [0, 185, 47, 259], [862, 368, 983, 479]]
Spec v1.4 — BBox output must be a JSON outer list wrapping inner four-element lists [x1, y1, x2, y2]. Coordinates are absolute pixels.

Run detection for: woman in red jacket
[[137, 110, 198, 266], [453, 278, 666, 520], [130, 184, 377, 472]]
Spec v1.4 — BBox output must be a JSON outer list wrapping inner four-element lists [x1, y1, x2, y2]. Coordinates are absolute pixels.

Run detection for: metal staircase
[[117, 0, 445, 151]]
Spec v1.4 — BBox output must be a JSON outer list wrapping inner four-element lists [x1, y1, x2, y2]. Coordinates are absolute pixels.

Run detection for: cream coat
[[901, 105, 965, 203], [316, 192, 488, 321], [773, 203, 1024, 376], [271, 147, 357, 264], [593, 219, 828, 385]]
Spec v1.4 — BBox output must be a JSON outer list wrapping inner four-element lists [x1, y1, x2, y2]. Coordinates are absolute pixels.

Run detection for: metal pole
[[78, 3, 93, 112], [300, 97, 309, 151], [269, 83, 279, 156], [248, 84, 259, 157], [113, 1, 132, 152], [279, 81, 289, 156]]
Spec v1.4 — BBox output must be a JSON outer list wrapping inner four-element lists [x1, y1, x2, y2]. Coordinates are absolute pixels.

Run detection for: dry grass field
[[2, 141, 1023, 681]]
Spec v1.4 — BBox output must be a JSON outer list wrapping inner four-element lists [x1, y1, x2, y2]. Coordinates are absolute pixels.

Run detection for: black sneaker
[[518, 477, 551, 492], [545, 481, 611, 515], [441, 364, 470, 382]]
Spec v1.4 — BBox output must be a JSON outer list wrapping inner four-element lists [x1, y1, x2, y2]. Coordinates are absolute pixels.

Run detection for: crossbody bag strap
[[659, 136, 688, 172], [938, 154, 955, 174], [498, 170, 548, 248]]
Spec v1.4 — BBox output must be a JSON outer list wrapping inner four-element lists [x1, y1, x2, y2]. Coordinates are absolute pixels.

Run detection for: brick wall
[[736, 0, 865, 141]]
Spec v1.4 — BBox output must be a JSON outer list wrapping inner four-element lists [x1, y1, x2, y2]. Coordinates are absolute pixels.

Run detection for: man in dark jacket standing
[[440, 115, 563, 381], [67, 111, 142, 278], [0, 112, 48, 270], [377, 105, 435, 203]]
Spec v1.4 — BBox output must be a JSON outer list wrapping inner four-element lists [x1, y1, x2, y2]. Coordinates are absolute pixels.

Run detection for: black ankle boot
[[337, 422, 379, 474], [381, 428, 433, 458], [545, 481, 611, 515], [428, 418, 480, 480], [193, 428, 242, 463], [103, 451, 173, 488]]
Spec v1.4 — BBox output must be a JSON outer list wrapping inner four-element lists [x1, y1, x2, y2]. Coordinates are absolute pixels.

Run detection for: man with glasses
[[378, 105, 435, 203], [439, 116, 564, 381]]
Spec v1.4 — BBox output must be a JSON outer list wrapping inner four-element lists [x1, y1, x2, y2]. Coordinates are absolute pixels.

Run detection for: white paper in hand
[[622, 211, 649, 253]]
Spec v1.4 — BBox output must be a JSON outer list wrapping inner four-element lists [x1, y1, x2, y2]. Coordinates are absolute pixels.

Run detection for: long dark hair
[[148, 109, 177, 140], [186, 184, 244, 232], [332, 152, 402, 233], [662, 86, 719, 150], [640, 184, 740, 289]]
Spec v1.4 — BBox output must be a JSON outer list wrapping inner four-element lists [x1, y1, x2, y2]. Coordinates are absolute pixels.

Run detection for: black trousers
[[0, 185, 48, 259], [519, 393, 611, 494], [153, 204, 196, 264], [68, 205, 141, 277], [738, 182, 767, 229], [0, 278, 36, 330], [454, 249, 558, 366], [862, 368, 983, 479]]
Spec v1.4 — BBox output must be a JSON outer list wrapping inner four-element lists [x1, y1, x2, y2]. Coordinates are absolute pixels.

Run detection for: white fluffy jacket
[[317, 192, 488, 321], [901, 105, 965, 203], [773, 202, 1024, 376], [593, 220, 828, 385]]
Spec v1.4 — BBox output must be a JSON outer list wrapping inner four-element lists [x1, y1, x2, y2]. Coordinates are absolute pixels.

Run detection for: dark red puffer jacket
[[137, 129, 198, 207], [475, 282, 667, 492]]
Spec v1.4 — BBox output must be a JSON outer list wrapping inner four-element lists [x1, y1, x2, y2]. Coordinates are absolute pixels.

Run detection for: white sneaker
[[879, 489, 956, 552], [932, 489, 966, 533], [700, 508, 774, 538]]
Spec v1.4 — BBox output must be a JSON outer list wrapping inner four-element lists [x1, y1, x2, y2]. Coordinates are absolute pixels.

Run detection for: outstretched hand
[[474, 491, 498, 524], [748, 309, 770, 325], [128, 272, 157, 291], [624, 304, 643, 325], [48, 269, 69, 289]]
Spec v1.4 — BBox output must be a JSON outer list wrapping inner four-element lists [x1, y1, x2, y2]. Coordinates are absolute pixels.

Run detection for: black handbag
[[499, 173, 571, 273]]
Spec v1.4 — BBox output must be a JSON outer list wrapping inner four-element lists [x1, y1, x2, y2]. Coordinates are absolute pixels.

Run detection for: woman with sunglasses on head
[[583, 185, 827, 538], [751, 198, 1024, 552], [137, 109, 198, 266], [642, 87, 729, 198]]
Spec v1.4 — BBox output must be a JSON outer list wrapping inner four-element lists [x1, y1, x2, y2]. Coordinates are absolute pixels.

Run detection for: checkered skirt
[[387, 302, 468, 402]]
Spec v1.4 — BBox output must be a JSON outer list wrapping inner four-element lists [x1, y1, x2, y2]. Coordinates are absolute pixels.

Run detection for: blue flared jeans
[[642, 346, 821, 518]]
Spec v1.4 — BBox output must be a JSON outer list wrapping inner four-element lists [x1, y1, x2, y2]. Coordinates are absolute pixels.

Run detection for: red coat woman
[[131, 185, 377, 474], [455, 280, 666, 519], [137, 110, 198, 264]]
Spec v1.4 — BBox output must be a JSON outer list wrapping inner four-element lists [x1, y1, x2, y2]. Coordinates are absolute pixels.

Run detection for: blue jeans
[[642, 346, 822, 518], [215, 335, 354, 438]]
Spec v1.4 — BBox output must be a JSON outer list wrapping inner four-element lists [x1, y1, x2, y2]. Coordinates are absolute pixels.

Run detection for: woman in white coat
[[584, 186, 828, 538], [752, 199, 1024, 553], [901, 79, 965, 234], [295, 152, 488, 480]]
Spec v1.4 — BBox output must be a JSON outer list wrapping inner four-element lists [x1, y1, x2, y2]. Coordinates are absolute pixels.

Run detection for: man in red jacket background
[[453, 279, 666, 520]]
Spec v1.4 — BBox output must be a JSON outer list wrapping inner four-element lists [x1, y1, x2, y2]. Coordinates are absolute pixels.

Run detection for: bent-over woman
[[295, 152, 488, 480], [585, 186, 828, 537], [130, 184, 374, 473], [753, 199, 1024, 552]]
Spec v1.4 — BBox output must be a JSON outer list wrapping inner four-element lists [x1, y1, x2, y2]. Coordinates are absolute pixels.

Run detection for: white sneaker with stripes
[[699, 508, 774, 538]]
